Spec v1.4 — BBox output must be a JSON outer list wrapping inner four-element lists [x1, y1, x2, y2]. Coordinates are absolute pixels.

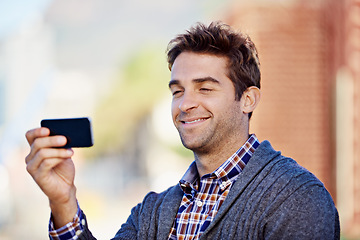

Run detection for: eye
[[200, 88, 212, 92], [171, 89, 183, 96]]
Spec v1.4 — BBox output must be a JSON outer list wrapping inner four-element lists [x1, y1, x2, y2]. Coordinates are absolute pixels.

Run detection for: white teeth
[[184, 119, 204, 124]]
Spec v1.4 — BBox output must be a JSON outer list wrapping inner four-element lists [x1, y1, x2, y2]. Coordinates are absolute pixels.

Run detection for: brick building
[[224, 0, 360, 238]]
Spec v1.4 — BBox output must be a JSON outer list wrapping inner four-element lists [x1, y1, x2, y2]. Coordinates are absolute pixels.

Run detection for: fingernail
[[58, 136, 67, 144], [41, 127, 49, 135]]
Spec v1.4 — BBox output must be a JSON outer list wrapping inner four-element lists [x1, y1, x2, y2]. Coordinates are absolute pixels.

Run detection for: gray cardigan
[[78, 140, 340, 239]]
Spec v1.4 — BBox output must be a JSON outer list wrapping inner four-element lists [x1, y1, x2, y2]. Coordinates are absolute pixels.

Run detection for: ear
[[241, 86, 261, 114]]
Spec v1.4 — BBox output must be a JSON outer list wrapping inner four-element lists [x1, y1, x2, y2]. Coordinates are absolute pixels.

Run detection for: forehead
[[170, 52, 229, 82]]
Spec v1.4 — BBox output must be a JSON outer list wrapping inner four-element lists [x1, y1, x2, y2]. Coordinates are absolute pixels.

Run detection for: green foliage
[[89, 46, 170, 157]]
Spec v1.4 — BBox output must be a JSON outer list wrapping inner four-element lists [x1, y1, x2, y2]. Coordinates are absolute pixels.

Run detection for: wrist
[[49, 186, 78, 229]]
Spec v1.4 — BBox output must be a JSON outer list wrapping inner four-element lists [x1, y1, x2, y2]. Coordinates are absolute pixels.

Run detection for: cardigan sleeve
[[78, 186, 179, 240], [76, 211, 97, 240], [111, 191, 164, 240], [76, 203, 141, 240], [263, 182, 340, 240], [75, 201, 143, 240], [111, 202, 143, 240]]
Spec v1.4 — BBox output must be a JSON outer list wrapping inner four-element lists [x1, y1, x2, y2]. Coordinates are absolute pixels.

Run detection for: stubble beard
[[180, 133, 212, 155], [178, 113, 245, 158], [178, 124, 223, 156]]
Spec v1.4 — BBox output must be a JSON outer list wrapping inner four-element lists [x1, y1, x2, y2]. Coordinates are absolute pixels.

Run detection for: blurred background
[[0, 0, 359, 239]]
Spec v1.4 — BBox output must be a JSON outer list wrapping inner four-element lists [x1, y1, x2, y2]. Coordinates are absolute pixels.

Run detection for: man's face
[[169, 52, 248, 155]]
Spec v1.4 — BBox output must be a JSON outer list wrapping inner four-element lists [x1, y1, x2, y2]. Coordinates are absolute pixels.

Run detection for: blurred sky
[[0, 0, 52, 38], [0, 0, 233, 164]]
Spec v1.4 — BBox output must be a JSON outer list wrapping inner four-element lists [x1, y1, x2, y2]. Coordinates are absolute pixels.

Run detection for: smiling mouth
[[182, 118, 208, 124]]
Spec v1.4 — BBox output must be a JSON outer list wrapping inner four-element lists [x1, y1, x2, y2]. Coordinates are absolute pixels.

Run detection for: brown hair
[[167, 21, 261, 117]]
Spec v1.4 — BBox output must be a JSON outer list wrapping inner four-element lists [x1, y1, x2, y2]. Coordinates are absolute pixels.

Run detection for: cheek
[[171, 102, 179, 121], [204, 98, 229, 113], [214, 99, 241, 119]]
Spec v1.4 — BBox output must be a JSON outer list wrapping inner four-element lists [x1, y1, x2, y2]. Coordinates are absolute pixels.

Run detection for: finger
[[25, 127, 50, 145], [26, 148, 73, 172], [38, 158, 74, 185], [37, 158, 69, 179], [32, 135, 68, 150], [26, 135, 68, 164], [29, 158, 70, 188]]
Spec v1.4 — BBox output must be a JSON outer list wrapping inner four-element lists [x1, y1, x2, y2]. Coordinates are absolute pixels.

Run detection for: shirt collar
[[179, 161, 199, 193], [179, 134, 260, 193]]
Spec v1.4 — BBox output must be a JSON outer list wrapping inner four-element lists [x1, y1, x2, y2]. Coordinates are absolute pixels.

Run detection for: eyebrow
[[168, 77, 220, 88], [168, 79, 180, 88]]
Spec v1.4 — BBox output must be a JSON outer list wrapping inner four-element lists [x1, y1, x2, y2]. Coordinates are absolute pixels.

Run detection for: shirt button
[[81, 219, 86, 226], [196, 200, 203, 207], [76, 230, 82, 236]]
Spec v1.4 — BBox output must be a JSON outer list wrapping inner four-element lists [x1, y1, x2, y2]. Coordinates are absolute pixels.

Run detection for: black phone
[[40, 117, 94, 148]]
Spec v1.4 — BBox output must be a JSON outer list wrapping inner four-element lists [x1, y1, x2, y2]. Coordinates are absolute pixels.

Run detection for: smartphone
[[41, 117, 93, 148]]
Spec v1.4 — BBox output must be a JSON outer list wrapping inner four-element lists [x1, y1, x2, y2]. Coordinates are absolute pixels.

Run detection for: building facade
[[225, 0, 360, 238]]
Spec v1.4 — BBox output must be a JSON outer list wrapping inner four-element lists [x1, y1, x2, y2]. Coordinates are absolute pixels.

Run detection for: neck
[[194, 134, 250, 177]]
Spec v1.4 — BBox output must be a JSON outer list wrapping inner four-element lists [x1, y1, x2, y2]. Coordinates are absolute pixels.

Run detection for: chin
[[181, 139, 211, 154], [181, 139, 199, 150]]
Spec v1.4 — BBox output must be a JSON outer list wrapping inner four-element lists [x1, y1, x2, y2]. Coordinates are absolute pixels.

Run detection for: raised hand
[[25, 127, 78, 228]]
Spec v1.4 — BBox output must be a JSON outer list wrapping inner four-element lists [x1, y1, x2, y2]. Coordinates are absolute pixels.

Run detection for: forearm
[[50, 186, 78, 229]]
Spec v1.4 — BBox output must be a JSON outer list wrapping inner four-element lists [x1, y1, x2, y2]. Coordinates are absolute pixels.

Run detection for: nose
[[178, 91, 199, 112]]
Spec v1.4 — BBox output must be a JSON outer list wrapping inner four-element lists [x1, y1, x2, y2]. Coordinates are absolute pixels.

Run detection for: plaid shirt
[[48, 203, 84, 240], [49, 135, 259, 240], [168, 134, 259, 240]]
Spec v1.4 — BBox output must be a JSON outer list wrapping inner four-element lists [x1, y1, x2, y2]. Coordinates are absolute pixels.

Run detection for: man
[[25, 21, 340, 239]]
